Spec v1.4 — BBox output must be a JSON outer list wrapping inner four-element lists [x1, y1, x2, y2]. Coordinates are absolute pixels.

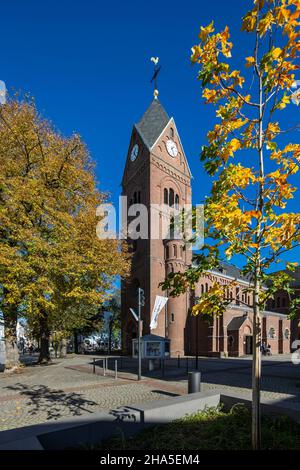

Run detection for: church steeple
[[121, 91, 192, 356], [135, 99, 170, 149]]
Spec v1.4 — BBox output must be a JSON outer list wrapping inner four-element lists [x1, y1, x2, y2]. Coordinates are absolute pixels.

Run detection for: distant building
[[121, 98, 291, 357]]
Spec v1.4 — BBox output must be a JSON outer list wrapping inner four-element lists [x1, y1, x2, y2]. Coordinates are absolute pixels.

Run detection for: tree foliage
[[161, 0, 300, 449], [0, 97, 130, 363]]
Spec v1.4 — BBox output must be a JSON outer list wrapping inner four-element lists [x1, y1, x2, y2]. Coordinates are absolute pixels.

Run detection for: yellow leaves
[[223, 138, 242, 160], [266, 122, 280, 142], [192, 281, 228, 318], [0, 98, 131, 334], [242, 9, 258, 32], [199, 21, 215, 42], [277, 94, 291, 109], [190, 45, 202, 63], [271, 47, 283, 60], [258, 11, 275, 36], [202, 88, 217, 103], [264, 213, 300, 251], [275, 5, 291, 26], [220, 26, 232, 58], [245, 56, 255, 67], [229, 70, 245, 88]]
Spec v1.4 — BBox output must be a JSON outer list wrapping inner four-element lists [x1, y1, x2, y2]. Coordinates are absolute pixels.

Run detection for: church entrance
[[245, 335, 253, 355]]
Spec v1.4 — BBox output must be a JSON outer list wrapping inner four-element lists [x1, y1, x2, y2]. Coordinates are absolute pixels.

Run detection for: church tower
[[121, 97, 192, 356]]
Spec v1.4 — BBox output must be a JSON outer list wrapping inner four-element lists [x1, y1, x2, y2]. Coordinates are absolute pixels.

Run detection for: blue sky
[[1, 0, 300, 266]]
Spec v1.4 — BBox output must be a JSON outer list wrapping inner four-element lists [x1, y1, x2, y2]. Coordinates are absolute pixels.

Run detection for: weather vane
[[150, 57, 161, 100]]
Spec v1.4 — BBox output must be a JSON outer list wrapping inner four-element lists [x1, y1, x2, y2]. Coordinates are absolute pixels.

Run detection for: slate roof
[[227, 315, 248, 331], [192, 258, 252, 282], [213, 262, 252, 282], [135, 99, 170, 148]]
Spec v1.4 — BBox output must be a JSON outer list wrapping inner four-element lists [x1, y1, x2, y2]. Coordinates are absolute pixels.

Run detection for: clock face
[[130, 144, 139, 162], [166, 140, 178, 158]]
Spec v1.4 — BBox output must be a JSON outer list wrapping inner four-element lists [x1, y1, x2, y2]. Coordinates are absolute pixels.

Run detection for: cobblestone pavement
[[0, 354, 299, 432]]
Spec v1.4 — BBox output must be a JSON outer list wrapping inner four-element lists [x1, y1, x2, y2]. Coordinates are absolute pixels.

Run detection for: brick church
[[121, 97, 297, 358]]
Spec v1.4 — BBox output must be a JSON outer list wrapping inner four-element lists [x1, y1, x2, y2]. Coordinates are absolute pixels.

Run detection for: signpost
[[129, 287, 145, 381], [137, 287, 145, 380]]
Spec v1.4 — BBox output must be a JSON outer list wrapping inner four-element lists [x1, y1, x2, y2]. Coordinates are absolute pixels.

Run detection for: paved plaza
[[0, 354, 299, 432]]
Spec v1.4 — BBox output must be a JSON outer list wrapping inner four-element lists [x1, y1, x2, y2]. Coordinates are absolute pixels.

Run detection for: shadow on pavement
[[4, 383, 98, 421]]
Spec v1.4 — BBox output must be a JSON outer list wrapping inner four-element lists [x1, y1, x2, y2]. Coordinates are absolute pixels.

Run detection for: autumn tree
[[162, 0, 300, 450], [0, 97, 130, 366]]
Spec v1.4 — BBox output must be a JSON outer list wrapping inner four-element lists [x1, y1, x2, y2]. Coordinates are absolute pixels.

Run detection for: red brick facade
[[121, 99, 291, 357]]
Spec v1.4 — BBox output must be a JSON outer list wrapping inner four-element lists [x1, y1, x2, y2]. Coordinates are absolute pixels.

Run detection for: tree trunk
[[74, 330, 79, 354], [252, 281, 262, 450], [3, 313, 20, 370], [38, 312, 51, 363], [39, 336, 50, 363]]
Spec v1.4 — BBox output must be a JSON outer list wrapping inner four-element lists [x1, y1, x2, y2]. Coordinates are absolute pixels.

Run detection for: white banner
[[150, 295, 168, 330]]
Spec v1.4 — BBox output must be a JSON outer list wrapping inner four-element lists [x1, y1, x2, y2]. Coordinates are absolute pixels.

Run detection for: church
[[121, 96, 293, 358]]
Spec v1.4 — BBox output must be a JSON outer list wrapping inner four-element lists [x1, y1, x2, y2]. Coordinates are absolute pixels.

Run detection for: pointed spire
[[135, 99, 170, 149]]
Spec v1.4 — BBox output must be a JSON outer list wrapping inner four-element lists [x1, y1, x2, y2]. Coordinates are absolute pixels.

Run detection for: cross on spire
[[150, 57, 161, 100]]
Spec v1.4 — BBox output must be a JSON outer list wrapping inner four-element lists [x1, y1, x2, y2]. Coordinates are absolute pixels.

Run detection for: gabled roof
[[227, 315, 249, 331], [135, 99, 170, 149]]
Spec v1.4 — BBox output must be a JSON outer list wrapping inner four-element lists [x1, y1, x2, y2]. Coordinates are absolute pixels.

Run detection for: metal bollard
[[186, 357, 189, 373], [188, 371, 201, 394], [115, 360, 118, 380], [103, 358, 106, 376], [178, 354, 180, 368], [93, 358, 96, 374]]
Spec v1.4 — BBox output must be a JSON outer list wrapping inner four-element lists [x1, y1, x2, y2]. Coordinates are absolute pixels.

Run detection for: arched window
[[173, 244, 177, 257], [180, 246, 183, 258], [236, 287, 240, 305], [169, 216, 174, 239], [169, 188, 174, 207], [165, 246, 169, 259], [170, 127, 174, 138], [205, 283, 208, 292], [175, 194, 179, 209], [171, 313, 175, 322], [268, 327, 276, 339], [201, 284, 204, 295], [284, 328, 290, 340], [164, 188, 168, 205]]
